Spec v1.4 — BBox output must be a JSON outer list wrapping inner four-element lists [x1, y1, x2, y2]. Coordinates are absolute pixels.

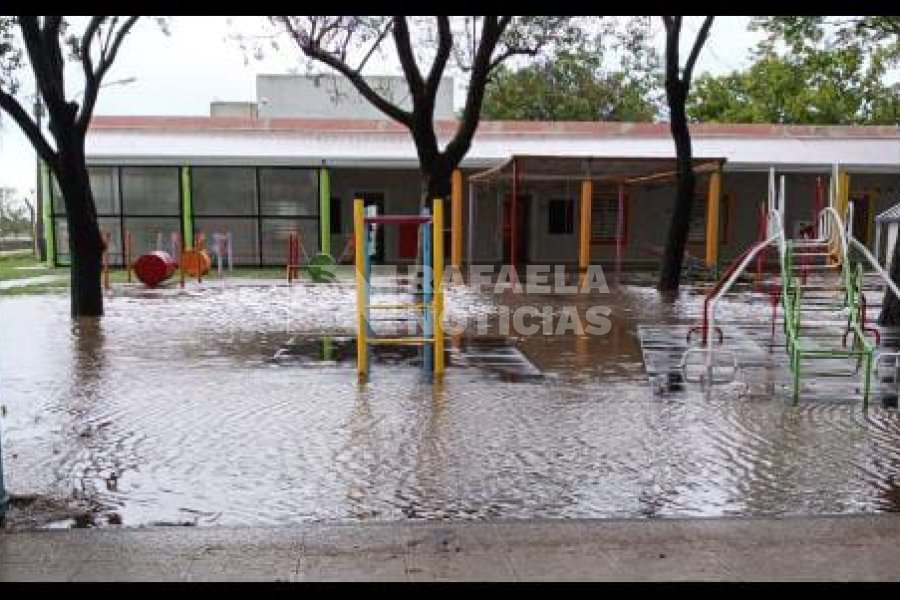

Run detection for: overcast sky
[[0, 16, 763, 200]]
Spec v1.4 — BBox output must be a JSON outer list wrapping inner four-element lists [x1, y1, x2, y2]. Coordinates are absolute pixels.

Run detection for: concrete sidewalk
[[2, 514, 900, 581]]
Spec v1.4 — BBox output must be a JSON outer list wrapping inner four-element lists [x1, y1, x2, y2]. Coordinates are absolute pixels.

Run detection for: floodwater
[[3, 275, 900, 529]]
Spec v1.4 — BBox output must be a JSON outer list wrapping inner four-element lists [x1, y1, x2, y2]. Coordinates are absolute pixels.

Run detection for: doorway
[[849, 194, 871, 245], [502, 194, 531, 265], [355, 191, 385, 263]]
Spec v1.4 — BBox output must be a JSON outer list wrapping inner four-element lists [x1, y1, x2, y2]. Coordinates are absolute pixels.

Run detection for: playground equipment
[[133, 251, 178, 288], [354, 198, 444, 381], [286, 230, 338, 284], [181, 231, 212, 280], [681, 164, 900, 406]]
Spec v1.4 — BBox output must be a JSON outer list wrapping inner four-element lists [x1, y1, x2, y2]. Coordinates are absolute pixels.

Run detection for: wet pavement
[[3, 276, 900, 530], [2, 514, 900, 580]]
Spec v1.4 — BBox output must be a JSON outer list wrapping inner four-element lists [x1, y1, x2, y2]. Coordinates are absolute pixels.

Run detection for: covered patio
[[463, 155, 727, 276]]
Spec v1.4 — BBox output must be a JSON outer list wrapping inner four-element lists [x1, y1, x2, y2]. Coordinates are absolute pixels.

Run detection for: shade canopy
[[469, 154, 726, 186]]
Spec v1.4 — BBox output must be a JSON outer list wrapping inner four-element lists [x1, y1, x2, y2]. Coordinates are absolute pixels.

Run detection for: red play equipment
[[133, 251, 178, 288]]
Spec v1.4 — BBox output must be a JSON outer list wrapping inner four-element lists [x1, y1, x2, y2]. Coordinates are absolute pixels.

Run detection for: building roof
[[88, 116, 900, 138], [85, 116, 900, 173]]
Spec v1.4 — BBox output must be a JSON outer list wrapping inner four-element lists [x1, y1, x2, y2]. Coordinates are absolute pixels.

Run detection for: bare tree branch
[[0, 87, 55, 164], [683, 16, 714, 85], [392, 16, 425, 100], [279, 17, 413, 125], [425, 16, 452, 99], [77, 16, 139, 133]]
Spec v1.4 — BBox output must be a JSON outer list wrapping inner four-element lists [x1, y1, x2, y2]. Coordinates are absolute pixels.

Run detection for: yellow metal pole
[[451, 169, 463, 269], [433, 198, 445, 376], [354, 199, 367, 379], [705, 170, 721, 268], [579, 179, 592, 272]]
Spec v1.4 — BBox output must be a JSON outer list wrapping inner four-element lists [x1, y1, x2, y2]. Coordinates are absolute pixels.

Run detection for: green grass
[[0, 250, 55, 282], [0, 254, 360, 297]]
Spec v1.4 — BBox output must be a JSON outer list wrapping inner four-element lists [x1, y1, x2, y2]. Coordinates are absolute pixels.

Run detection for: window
[[547, 199, 574, 235], [120, 167, 180, 215], [330, 198, 342, 234], [591, 193, 627, 243], [258, 168, 318, 216], [688, 194, 731, 244], [192, 167, 257, 216], [688, 200, 706, 243]]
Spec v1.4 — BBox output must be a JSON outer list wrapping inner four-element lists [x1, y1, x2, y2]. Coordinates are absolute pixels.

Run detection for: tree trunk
[[658, 87, 695, 292], [57, 145, 104, 317], [879, 239, 900, 325]]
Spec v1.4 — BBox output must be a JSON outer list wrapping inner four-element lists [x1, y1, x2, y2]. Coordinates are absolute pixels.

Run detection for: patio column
[[451, 168, 462, 269], [180, 166, 193, 249], [319, 167, 331, 256], [705, 169, 722, 269], [579, 179, 593, 274], [42, 161, 54, 266]]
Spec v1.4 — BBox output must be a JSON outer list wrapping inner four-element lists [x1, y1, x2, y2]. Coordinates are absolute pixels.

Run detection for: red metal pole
[[177, 232, 185, 289], [511, 158, 518, 275], [616, 181, 625, 283]]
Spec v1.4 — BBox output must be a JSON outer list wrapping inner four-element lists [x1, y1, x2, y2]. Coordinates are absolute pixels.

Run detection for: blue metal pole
[[422, 208, 433, 375], [0, 418, 9, 521]]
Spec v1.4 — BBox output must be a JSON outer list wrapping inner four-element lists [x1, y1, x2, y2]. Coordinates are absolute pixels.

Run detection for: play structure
[[286, 230, 338, 284], [680, 164, 900, 406], [467, 156, 725, 282], [102, 229, 221, 289], [354, 198, 445, 381]]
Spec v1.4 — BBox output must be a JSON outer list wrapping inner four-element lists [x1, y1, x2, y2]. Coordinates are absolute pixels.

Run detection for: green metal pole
[[181, 167, 194, 249], [319, 167, 331, 256], [42, 161, 54, 266]]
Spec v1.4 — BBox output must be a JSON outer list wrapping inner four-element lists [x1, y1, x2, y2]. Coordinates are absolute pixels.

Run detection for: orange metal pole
[[125, 230, 132, 283], [197, 232, 204, 284], [102, 230, 111, 290]]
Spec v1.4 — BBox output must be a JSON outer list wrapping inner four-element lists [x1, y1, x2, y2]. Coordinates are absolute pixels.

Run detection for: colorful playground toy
[[354, 198, 445, 381], [180, 248, 211, 278], [133, 251, 178, 288]]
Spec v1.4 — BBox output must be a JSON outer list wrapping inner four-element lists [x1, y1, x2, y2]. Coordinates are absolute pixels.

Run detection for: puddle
[[2, 278, 900, 528]]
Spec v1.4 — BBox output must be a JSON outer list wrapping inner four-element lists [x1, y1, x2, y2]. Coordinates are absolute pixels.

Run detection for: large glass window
[[192, 167, 258, 216], [121, 167, 180, 215], [194, 218, 259, 266], [49, 167, 119, 215], [261, 218, 320, 265], [123, 217, 182, 260], [258, 168, 318, 216]]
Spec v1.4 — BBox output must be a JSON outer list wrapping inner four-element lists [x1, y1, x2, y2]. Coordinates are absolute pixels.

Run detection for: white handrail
[[706, 231, 783, 369], [848, 236, 900, 301]]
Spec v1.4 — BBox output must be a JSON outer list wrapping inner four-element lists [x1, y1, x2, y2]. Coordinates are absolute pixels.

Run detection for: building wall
[[256, 75, 455, 120], [70, 161, 900, 271]]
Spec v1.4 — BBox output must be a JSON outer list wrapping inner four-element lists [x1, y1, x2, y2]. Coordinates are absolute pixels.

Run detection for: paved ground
[[2, 514, 900, 581]]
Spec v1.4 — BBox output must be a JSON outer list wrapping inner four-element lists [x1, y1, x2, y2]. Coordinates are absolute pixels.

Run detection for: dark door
[[357, 192, 385, 263], [849, 194, 870, 244], [502, 194, 530, 265]]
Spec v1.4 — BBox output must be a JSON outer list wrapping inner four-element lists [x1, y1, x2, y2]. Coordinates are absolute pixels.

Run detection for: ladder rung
[[369, 303, 429, 310], [368, 337, 434, 345]]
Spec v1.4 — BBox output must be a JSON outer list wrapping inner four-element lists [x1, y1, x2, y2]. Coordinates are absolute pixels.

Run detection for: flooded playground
[[3, 276, 900, 529]]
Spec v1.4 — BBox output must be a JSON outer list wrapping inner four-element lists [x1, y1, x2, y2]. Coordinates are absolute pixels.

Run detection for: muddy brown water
[[2, 278, 900, 529]]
